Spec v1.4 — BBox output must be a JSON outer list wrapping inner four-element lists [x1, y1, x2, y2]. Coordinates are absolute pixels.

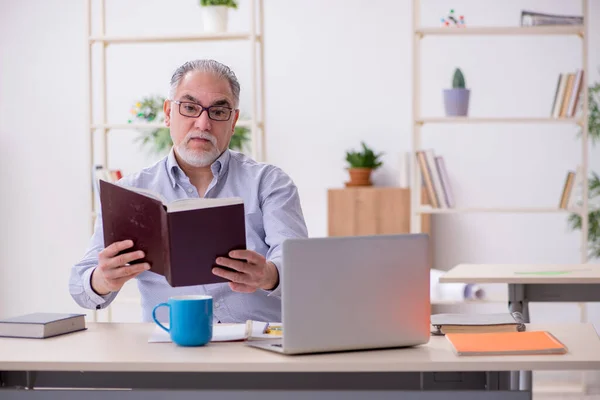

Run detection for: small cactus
[[452, 68, 466, 89]]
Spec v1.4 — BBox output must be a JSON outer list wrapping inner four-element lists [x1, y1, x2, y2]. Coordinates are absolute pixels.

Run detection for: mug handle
[[152, 302, 170, 333]]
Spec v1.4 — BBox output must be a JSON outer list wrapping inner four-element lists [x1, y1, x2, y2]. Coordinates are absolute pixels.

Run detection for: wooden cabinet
[[327, 187, 430, 237]]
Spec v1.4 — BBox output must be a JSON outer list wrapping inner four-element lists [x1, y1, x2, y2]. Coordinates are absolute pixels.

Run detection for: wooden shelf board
[[91, 120, 258, 130], [89, 33, 257, 44], [417, 117, 581, 124], [417, 207, 579, 214], [416, 26, 583, 36]]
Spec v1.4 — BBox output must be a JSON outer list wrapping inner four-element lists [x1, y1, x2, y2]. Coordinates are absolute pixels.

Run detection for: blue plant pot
[[443, 89, 470, 116]]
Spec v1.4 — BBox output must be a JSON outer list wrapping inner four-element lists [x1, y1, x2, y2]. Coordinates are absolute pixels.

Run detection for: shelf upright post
[[85, 0, 98, 324], [410, 0, 422, 234], [98, 0, 112, 323], [258, 0, 266, 162], [249, 0, 260, 161]]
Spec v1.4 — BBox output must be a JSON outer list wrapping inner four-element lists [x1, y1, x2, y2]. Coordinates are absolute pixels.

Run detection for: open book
[[148, 321, 282, 343], [99, 180, 247, 287]]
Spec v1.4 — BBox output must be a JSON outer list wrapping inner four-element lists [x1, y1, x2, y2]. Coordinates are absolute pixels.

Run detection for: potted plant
[[199, 0, 238, 33], [444, 68, 470, 116], [344, 142, 383, 187], [128, 95, 251, 156], [567, 80, 600, 259]]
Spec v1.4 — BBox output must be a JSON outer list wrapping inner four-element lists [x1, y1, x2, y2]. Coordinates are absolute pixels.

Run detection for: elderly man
[[69, 59, 308, 323]]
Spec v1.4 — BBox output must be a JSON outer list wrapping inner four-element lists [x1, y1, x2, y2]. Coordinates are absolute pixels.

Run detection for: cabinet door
[[328, 187, 430, 236]]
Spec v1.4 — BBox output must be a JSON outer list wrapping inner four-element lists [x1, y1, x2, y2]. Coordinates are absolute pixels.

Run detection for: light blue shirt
[[69, 149, 308, 323]]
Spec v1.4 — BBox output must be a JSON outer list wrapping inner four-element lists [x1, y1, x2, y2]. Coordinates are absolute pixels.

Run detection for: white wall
[[1, 0, 599, 328], [0, 0, 90, 317]]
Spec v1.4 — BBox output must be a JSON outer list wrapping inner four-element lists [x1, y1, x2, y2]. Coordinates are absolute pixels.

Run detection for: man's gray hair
[[168, 59, 240, 107]]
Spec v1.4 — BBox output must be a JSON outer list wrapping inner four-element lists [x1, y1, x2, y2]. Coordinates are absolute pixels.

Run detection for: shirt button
[[187, 188, 193, 193], [215, 303, 220, 308]]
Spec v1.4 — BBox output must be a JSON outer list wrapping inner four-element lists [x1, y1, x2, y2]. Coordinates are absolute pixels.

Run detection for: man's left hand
[[213, 250, 279, 293]]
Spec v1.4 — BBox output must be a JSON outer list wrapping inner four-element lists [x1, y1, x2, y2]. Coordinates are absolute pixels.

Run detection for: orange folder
[[446, 331, 568, 356]]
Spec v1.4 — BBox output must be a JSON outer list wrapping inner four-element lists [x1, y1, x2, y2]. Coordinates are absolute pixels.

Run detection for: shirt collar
[[166, 148, 182, 188], [211, 148, 231, 178], [166, 147, 231, 188]]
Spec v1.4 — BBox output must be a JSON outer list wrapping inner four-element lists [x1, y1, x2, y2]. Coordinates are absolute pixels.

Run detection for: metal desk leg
[[25, 372, 36, 390], [519, 299, 531, 392], [521, 300, 530, 324], [508, 284, 526, 320], [508, 284, 531, 392]]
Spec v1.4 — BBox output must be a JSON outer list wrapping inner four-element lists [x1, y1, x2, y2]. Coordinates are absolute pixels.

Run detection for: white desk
[[1, 322, 600, 400], [440, 264, 600, 322], [441, 263, 600, 390]]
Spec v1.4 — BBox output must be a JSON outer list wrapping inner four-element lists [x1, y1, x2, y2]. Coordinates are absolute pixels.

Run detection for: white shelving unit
[[85, 0, 266, 323], [416, 26, 584, 36], [410, 0, 589, 256], [411, 0, 590, 393]]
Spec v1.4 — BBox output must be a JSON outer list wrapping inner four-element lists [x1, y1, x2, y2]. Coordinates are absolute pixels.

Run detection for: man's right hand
[[91, 240, 150, 296]]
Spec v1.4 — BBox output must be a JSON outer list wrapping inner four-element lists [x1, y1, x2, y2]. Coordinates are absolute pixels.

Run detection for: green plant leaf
[[452, 68, 466, 89], [229, 125, 251, 151], [200, 0, 238, 8], [566, 71, 600, 260], [568, 172, 600, 259], [575, 82, 600, 145], [345, 141, 384, 169]]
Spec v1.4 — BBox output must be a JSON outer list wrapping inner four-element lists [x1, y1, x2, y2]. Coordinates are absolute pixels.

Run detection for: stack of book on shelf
[[559, 166, 582, 210], [94, 166, 122, 183], [415, 149, 454, 209], [92, 165, 123, 199], [551, 69, 584, 119], [520, 10, 583, 27]]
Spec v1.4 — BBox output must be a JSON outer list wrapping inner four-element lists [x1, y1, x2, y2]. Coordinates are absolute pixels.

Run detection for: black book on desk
[[99, 180, 247, 287], [0, 313, 86, 339]]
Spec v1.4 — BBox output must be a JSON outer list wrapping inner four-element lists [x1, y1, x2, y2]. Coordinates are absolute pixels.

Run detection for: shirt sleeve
[[69, 197, 119, 310], [259, 167, 309, 298]]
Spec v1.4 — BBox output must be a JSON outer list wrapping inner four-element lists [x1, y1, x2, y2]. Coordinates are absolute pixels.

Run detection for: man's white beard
[[175, 131, 220, 167]]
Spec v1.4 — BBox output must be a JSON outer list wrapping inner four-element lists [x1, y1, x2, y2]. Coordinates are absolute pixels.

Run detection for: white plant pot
[[202, 6, 229, 33]]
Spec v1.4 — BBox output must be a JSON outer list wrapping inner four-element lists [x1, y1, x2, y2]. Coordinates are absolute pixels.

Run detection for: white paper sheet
[[149, 323, 248, 343], [148, 321, 277, 343]]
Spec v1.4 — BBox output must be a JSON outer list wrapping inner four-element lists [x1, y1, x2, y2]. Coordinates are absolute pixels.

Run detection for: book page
[[167, 197, 243, 212], [148, 321, 278, 343], [148, 323, 246, 343]]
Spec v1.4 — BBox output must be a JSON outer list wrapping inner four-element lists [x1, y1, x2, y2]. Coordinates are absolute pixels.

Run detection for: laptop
[[247, 234, 431, 355]]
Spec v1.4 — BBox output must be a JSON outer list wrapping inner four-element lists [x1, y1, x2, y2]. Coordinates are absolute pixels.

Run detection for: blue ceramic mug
[[152, 295, 213, 346]]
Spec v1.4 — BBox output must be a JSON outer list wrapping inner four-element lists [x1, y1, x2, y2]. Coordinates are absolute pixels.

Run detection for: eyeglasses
[[171, 100, 234, 121]]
